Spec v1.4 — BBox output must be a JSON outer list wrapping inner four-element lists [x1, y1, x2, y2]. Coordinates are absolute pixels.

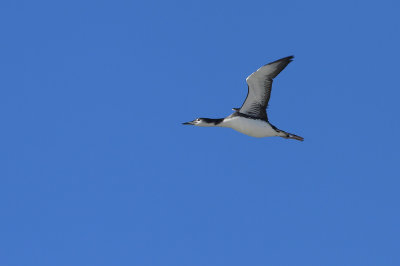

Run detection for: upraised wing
[[239, 56, 294, 121]]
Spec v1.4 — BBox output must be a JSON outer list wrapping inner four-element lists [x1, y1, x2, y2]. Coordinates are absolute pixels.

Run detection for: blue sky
[[1, 0, 400, 265]]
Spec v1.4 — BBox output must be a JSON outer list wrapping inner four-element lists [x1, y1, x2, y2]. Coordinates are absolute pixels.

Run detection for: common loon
[[183, 56, 303, 141]]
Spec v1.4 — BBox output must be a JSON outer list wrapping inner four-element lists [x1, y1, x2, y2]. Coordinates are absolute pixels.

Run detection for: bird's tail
[[278, 130, 304, 141]]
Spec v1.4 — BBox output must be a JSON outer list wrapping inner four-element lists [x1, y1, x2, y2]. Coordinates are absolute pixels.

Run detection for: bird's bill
[[182, 120, 195, 125]]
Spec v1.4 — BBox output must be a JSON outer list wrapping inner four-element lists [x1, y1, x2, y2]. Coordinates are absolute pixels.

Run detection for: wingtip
[[286, 55, 295, 61], [268, 55, 294, 65]]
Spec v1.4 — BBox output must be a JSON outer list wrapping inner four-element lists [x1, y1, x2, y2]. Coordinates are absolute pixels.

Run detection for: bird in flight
[[183, 56, 303, 141]]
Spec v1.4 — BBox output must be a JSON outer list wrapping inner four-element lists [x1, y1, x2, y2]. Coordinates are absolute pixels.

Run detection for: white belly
[[221, 116, 278, 138]]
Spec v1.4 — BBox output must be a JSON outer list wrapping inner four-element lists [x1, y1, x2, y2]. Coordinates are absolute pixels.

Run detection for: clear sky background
[[1, 0, 400, 265]]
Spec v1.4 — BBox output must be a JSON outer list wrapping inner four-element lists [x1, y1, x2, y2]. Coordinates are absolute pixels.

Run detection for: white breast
[[220, 116, 278, 138]]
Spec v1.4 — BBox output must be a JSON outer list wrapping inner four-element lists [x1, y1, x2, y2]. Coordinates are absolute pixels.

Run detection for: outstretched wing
[[239, 56, 294, 121]]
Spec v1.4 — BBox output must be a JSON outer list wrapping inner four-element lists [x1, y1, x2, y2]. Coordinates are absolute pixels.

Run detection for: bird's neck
[[201, 118, 224, 127]]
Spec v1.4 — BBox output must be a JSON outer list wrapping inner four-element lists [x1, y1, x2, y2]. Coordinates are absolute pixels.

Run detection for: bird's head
[[182, 118, 216, 127]]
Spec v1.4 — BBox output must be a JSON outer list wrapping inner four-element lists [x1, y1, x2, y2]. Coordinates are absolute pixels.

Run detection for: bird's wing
[[239, 56, 294, 121]]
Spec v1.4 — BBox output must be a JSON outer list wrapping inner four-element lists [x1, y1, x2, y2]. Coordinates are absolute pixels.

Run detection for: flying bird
[[183, 56, 303, 141]]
